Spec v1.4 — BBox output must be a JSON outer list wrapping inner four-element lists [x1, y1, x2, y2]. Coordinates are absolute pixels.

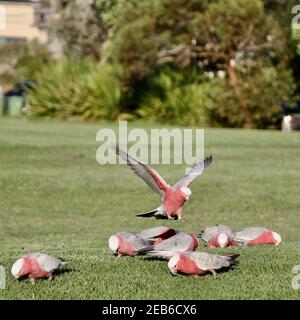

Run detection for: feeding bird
[[112, 144, 212, 220], [200, 224, 239, 248], [11, 253, 69, 284], [167, 251, 239, 278], [108, 232, 152, 256], [233, 227, 281, 246]]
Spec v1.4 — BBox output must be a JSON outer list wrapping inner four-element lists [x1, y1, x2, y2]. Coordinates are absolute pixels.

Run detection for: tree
[[102, 0, 296, 128], [50, 1, 107, 59]]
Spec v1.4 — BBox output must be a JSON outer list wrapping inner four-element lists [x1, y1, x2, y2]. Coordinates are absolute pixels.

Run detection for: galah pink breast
[[233, 227, 281, 246], [143, 232, 198, 259], [112, 144, 212, 220], [167, 251, 239, 278], [11, 253, 69, 284], [136, 226, 177, 244], [200, 224, 239, 248], [108, 231, 152, 256]]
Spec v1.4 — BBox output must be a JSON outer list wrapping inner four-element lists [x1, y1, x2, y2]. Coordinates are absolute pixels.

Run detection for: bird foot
[[29, 276, 36, 285], [210, 269, 217, 279]]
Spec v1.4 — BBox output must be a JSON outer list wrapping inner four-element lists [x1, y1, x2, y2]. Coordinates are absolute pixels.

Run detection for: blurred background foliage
[[1, 0, 299, 128]]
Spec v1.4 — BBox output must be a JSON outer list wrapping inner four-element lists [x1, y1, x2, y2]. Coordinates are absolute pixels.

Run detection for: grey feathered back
[[233, 227, 267, 240], [24, 253, 68, 273], [188, 252, 239, 271], [136, 226, 175, 240], [153, 232, 194, 252]]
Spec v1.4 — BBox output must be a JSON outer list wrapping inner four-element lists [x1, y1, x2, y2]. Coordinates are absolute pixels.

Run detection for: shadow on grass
[[54, 267, 77, 277], [140, 256, 240, 278]]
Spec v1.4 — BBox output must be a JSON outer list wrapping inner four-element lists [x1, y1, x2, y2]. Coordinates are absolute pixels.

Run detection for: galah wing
[[35, 254, 68, 273], [136, 226, 177, 241], [153, 232, 197, 252], [173, 155, 212, 189], [233, 227, 267, 241], [188, 252, 239, 271], [112, 144, 170, 196], [143, 232, 198, 258]]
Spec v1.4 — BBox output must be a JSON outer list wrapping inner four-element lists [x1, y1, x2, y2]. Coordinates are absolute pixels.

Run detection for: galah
[[200, 224, 239, 248], [136, 226, 178, 244], [167, 251, 239, 278], [112, 144, 212, 220], [108, 231, 152, 256], [11, 253, 69, 284], [144, 232, 198, 258], [233, 227, 281, 246]]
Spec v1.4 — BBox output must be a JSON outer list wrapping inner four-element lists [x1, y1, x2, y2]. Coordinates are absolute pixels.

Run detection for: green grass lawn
[[0, 118, 299, 299]]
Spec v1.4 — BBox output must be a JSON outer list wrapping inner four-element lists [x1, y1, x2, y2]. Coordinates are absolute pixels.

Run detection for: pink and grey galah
[[108, 226, 178, 256], [200, 224, 240, 248], [167, 251, 239, 278], [233, 227, 282, 246], [108, 231, 152, 256], [144, 232, 198, 258], [112, 144, 213, 220], [11, 253, 69, 284]]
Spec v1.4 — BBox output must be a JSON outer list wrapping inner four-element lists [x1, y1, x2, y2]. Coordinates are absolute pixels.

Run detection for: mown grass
[[0, 118, 299, 299]]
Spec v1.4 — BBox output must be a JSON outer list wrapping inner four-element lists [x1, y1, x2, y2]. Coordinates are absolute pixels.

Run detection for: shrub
[[137, 66, 295, 129], [137, 71, 211, 126], [28, 59, 122, 121], [0, 41, 50, 86], [203, 66, 296, 129]]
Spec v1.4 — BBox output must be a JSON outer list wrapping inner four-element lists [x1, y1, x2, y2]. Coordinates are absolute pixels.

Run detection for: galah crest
[[233, 227, 281, 246], [108, 231, 152, 256], [167, 251, 239, 278], [200, 224, 240, 248], [144, 232, 198, 258], [11, 253, 69, 284], [136, 226, 178, 244], [112, 144, 212, 220]]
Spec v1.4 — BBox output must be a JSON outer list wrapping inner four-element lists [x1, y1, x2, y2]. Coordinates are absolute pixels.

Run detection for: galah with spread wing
[[11, 253, 69, 284], [144, 232, 198, 258], [108, 231, 152, 256], [233, 227, 281, 246], [112, 144, 212, 220], [136, 226, 178, 244], [200, 224, 240, 248], [167, 251, 239, 278]]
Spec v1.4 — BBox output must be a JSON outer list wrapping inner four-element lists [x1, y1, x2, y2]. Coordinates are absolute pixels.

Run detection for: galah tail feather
[[112, 144, 212, 220]]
